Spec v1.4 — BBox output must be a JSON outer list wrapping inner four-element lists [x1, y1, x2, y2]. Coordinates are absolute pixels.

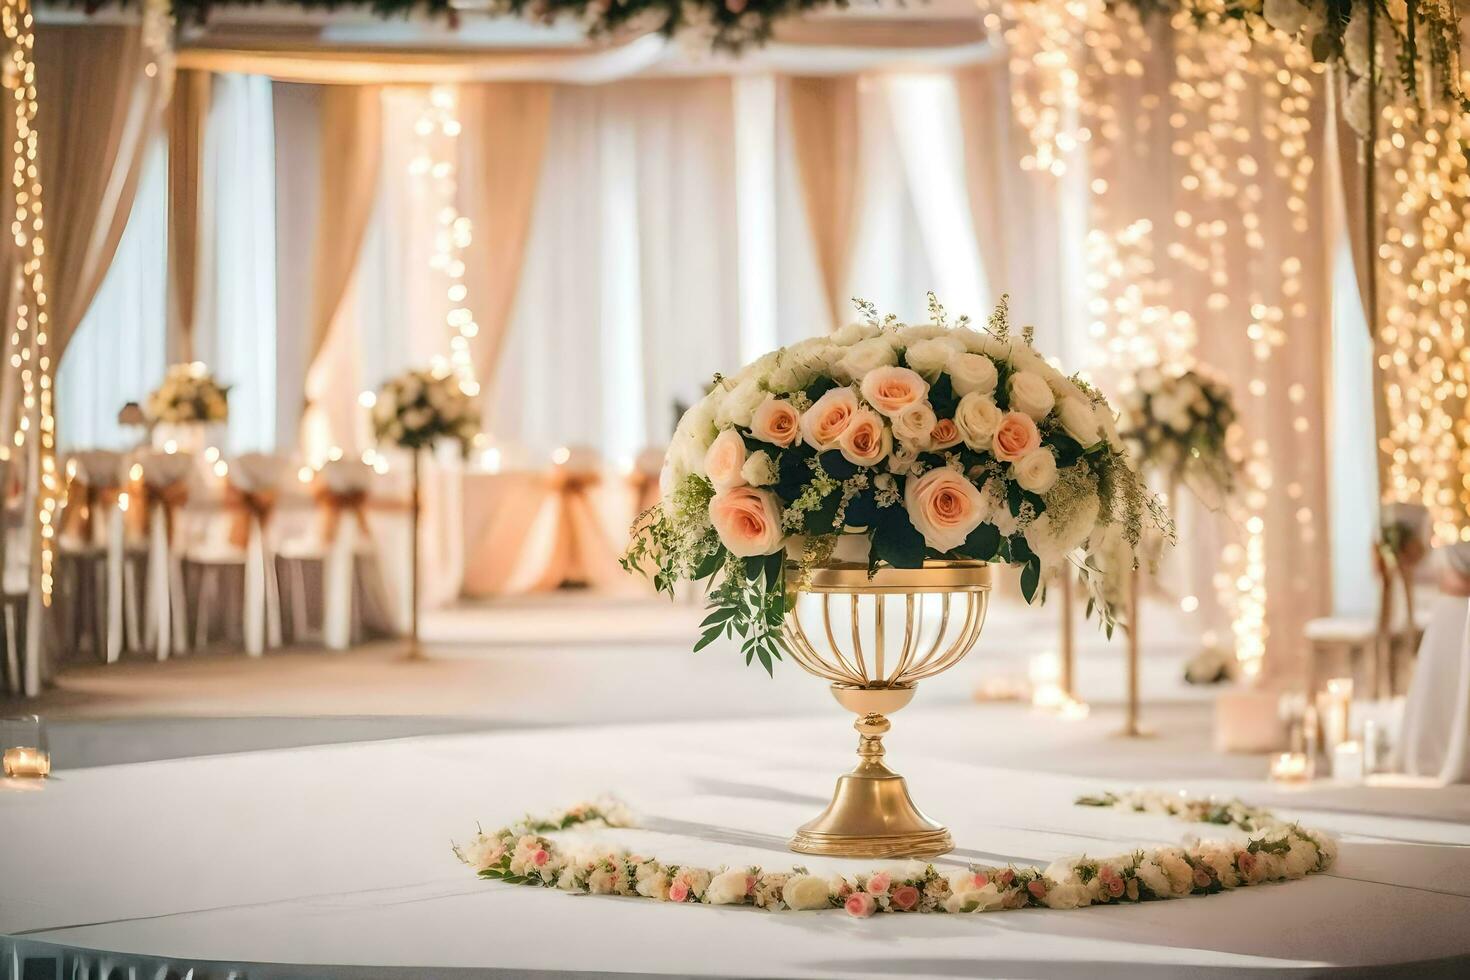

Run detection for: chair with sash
[[55, 450, 129, 665], [134, 450, 195, 660], [1398, 543, 1470, 783], [277, 458, 394, 649]]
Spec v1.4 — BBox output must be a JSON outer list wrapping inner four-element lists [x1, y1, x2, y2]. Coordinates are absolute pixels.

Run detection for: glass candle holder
[[1, 714, 50, 778]]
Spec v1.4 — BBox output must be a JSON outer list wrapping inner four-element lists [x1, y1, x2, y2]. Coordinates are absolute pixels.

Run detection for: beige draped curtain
[[167, 70, 212, 362], [787, 76, 859, 331], [308, 85, 383, 377], [33, 23, 168, 361], [457, 83, 554, 386]]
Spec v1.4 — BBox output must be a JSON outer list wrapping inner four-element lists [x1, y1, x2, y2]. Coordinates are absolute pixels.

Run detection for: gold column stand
[[790, 684, 952, 858], [784, 558, 991, 859]]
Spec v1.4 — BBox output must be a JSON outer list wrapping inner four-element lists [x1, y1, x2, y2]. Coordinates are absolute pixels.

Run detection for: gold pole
[[1363, 0, 1390, 503], [1059, 563, 1075, 698], [1116, 564, 1153, 737], [406, 448, 423, 661]]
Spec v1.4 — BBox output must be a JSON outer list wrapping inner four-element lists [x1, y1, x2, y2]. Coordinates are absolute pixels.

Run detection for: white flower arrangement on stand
[[371, 365, 481, 658], [143, 362, 230, 454], [623, 295, 1173, 672], [1118, 365, 1241, 511]]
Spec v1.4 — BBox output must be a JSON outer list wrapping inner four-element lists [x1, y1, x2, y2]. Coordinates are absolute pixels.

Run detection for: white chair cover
[[67, 450, 128, 663], [230, 453, 291, 657], [1398, 544, 1470, 784], [137, 451, 194, 661], [319, 459, 373, 650]]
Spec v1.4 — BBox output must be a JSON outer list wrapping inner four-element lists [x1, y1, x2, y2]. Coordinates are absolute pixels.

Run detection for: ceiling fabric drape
[[34, 22, 169, 360], [786, 75, 860, 331]]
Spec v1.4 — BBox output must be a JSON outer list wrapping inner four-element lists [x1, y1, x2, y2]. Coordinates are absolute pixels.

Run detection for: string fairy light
[[1376, 98, 1470, 543], [3, 0, 60, 605], [409, 84, 481, 401]]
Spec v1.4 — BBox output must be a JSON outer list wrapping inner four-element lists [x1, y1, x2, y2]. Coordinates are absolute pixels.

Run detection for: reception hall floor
[[5, 591, 1469, 977]]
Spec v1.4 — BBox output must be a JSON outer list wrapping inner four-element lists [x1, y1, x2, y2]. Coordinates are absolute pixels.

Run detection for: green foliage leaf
[[961, 522, 1001, 561], [929, 373, 958, 418], [873, 514, 926, 568], [1020, 558, 1042, 603]]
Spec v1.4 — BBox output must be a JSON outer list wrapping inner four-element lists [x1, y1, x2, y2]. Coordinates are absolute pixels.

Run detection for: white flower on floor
[[782, 874, 833, 910]]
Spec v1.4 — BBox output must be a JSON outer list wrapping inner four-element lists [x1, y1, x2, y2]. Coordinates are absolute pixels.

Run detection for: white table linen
[[3, 717, 1469, 977], [1399, 594, 1470, 784]]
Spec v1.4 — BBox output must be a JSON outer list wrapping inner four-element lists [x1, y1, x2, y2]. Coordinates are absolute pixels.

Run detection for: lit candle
[[1319, 677, 1353, 749], [2, 746, 50, 778], [1270, 751, 1309, 783], [1332, 740, 1365, 783]]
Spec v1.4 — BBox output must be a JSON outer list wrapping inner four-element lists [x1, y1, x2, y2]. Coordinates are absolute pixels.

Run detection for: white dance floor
[[4, 713, 1470, 978]]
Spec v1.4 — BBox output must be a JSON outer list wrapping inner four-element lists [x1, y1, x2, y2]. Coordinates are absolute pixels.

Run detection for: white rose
[[832, 321, 881, 346], [741, 449, 775, 487], [834, 336, 898, 382], [951, 326, 987, 352], [1094, 401, 1123, 449], [782, 874, 832, 910], [1040, 881, 1089, 910], [954, 393, 1002, 451], [904, 336, 966, 379], [947, 352, 998, 397], [716, 377, 765, 429], [891, 401, 938, 446], [706, 869, 751, 905], [1006, 370, 1055, 421], [897, 323, 949, 344], [1134, 859, 1173, 899], [1012, 448, 1059, 494], [1057, 396, 1101, 447], [943, 874, 1005, 913]]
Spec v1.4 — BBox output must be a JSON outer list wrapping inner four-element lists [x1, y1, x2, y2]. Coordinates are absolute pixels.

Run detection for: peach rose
[[860, 365, 929, 418], [890, 885, 920, 911], [750, 396, 801, 448], [709, 486, 784, 557], [801, 386, 859, 451], [904, 467, 987, 553], [703, 428, 748, 490], [929, 418, 962, 450], [838, 408, 891, 467], [866, 872, 891, 895], [991, 411, 1041, 463], [845, 892, 876, 918]]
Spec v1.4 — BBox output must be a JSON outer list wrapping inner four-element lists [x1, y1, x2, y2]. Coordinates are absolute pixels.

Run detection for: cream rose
[[832, 321, 881, 346], [897, 323, 949, 344], [1012, 448, 1059, 494], [954, 392, 1003, 451], [838, 408, 891, 467], [835, 336, 899, 382], [709, 486, 784, 557], [859, 365, 929, 417], [782, 874, 832, 910], [741, 449, 775, 487], [947, 352, 999, 397], [904, 468, 986, 552], [703, 429, 748, 490], [904, 336, 966, 379], [800, 386, 859, 451], [992, 411, 1041, 462], [750, 396, 801, 447], [716, 377, 766, 428], [1007, 370, 1056, 421], [706, 869, 752, 905], [929, 417, 963, 451], [1057, 396, 1101, 447], [888, 440, 921, 475], [892, 402, 938, 447]]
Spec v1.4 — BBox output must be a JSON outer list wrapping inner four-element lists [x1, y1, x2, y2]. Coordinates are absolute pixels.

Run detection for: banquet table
[[3, 716, 1470, 979]]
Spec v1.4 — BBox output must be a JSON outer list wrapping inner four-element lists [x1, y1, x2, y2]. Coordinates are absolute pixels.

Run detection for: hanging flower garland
[[1118, 365, 1242, 511], [455, 791, 1336, 916]]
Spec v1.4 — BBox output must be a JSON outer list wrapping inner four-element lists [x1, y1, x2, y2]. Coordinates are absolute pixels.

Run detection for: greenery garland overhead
[[67, 0, 1465, 117]]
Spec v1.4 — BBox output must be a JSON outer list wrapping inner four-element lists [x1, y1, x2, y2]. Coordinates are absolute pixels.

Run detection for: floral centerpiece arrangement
[[144, 362, 229, 425], [371, 366, 481, 454], [1117, 365, 1240, 510], [623, 295, 1171, 673]]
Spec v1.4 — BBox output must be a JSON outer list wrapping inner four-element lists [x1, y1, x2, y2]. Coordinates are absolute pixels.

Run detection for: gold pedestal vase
[[783, 559, 991, 858]]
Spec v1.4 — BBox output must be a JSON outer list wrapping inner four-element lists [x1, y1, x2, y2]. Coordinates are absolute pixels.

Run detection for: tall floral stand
[[1059, 564, 1076, 699], [405, 449, 424, 662], [1117, 565, 1154, 738]]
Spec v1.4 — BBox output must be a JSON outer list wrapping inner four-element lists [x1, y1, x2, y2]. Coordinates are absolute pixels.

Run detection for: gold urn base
[[788, 684, 953, 859]]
